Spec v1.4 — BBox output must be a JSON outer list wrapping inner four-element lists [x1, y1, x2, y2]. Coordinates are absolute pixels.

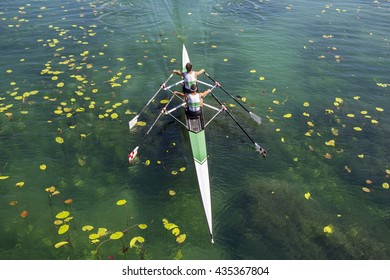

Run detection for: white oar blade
[[250, 112, 262, 125], [129, 115, 139, 130], [128, 146, 139, 163], [255, 143, 267, 157]]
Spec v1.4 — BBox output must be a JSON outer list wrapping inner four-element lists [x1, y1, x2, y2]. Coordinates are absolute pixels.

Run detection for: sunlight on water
[[0, 0, 389, 260]]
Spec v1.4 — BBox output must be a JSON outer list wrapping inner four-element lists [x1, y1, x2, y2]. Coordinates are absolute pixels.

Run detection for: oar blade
[[128, 146, 139, 163], [250, 112, 262, 125], [129, 115, 139, 130], [255, 143, 267, 157]]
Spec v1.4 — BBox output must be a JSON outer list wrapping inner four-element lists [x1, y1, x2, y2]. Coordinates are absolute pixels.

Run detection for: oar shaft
[[205, 72, 250, 113], [137, 73, 174, 117], [209, 92, 256, 146], [136, 94, 175, 148]]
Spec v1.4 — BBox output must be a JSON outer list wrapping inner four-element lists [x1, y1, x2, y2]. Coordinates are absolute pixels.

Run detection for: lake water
[[0, 0, 389, 260]]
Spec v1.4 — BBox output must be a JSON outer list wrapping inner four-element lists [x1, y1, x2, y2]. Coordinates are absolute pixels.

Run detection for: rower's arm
[[201, 89, 212, 98], [173, 90, 185, 97], [172, 70, 184, 77], [195, 69, 205, 76]]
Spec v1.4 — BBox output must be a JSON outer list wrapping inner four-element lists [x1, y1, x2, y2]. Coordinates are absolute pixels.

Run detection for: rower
[[173, 84, 212, 118], [172, 63, 205, 94]]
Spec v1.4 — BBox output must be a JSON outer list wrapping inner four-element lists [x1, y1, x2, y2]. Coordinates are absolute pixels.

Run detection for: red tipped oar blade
[[128, 146, 139, 163]]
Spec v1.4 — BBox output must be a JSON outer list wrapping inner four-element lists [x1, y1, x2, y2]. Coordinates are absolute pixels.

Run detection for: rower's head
[[185, 62, 192, 72], [190, 84, 197, 93]]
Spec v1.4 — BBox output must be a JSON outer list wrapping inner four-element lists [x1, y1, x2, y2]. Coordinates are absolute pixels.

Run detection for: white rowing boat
[[128, 44, 267, 243]]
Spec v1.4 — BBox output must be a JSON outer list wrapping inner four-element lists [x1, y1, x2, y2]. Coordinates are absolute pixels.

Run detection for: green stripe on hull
[[189, 130, 208, 164]]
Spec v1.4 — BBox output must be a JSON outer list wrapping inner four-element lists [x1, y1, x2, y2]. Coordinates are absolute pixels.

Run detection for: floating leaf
[[180, 167, 186, 172], [82, 225, 94, 232], [347, 114, 355, 118], [15, 182, 25, 188], [145, 160, 150, 166], [386, 169, 390, 175], [64, 198, 73, 205], [54, 241, 69, 248], [172, 228, 180, 236], [176, 234, 187, 243], [325, 140, 335, 146], [97, 228, 108, 237], [160, 99, 169, 104], [304, 192, 311, 200], [376, 107, 384, 112], [89, 233, 99, 240], [54, 220, 63, 225], [111, 113, 118, 119], [344, 166, 352, 173], [171, 170, 178, 175], [136, 121, 146, 127], [250, 69, 257, 73], [303, 102, 310, 107], [353, 96, 360, 100], [110, 231, 124, 240], [40, 164, 47, 170], [164, 223, 178, 230], [259, 76, 265, 81], [361, 110, 368, 115], [116, 199, 127, 206], [57, 82, 64, 88], [55, 137, 64, 144], [138, 224, 148, 230], [130, 236, 145, 248], [168, 189, 176, 196], [58, 224, 69, 235], [56, 211, 70, 219], [324, 153, 333, 159], [357, 154, 365, 159], [382, 182, 389, 189], [307, 121, 315, 127], [283, 113, 292, 118], [323, 225, 334, 234], [273, 100, 280, 105], [0, 176, 10, 180], [362, 187, 370, 193], [20, 210, 28, 218]]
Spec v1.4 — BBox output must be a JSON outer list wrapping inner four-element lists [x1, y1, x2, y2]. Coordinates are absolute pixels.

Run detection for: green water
[[0, 0, 389, 260]]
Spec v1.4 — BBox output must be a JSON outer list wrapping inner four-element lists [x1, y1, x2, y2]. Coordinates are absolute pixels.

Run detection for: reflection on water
[[0, 0, 389, 259]]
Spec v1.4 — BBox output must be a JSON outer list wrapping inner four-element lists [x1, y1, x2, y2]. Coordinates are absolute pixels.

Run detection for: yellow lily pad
[[138, 224, 148, 230], [97, 228, 107, 236], [347, 114, 355, 118], [304, 192, 311, 200], [176, 234, 187, 243], [283, 113, 292, 118], [54, 241, 69, 248], [55, 137, 64, 144], [137, 121, 146, 127], [323, 225, 334, 234], [58, 224, 69, 235], [376, 107, 384, 112], [110, 231, 124, 240], [180, 167, 186, 172], [353, 127, 362, 131], [116, 199, 127, 206], [89, 233, 99, 240], [172, 228, 180, 236], [130, 236, 145, 248], [169, 189, 176, 196], [82, 225, 94, 231], [56, 211, 70, 219], [15, 182, 25, 188], [303, 102, 310, 107], [325, 140, 335, 146], [382, 182, 389, 189], [111, 113, 118, 119]]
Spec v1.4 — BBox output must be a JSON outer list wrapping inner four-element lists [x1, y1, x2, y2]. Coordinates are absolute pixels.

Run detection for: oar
[[209, 91, 267, 157], [129, 73, 174, 130], [128, 94, 175, 163], [204, 72, 262, 125]]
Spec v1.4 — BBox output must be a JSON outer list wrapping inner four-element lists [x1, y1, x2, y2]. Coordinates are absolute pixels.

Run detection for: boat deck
[[186, 112, 205, 133]]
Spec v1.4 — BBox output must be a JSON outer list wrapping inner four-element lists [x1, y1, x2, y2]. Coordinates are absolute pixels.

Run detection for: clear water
[[0, 0, 389, 260]]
